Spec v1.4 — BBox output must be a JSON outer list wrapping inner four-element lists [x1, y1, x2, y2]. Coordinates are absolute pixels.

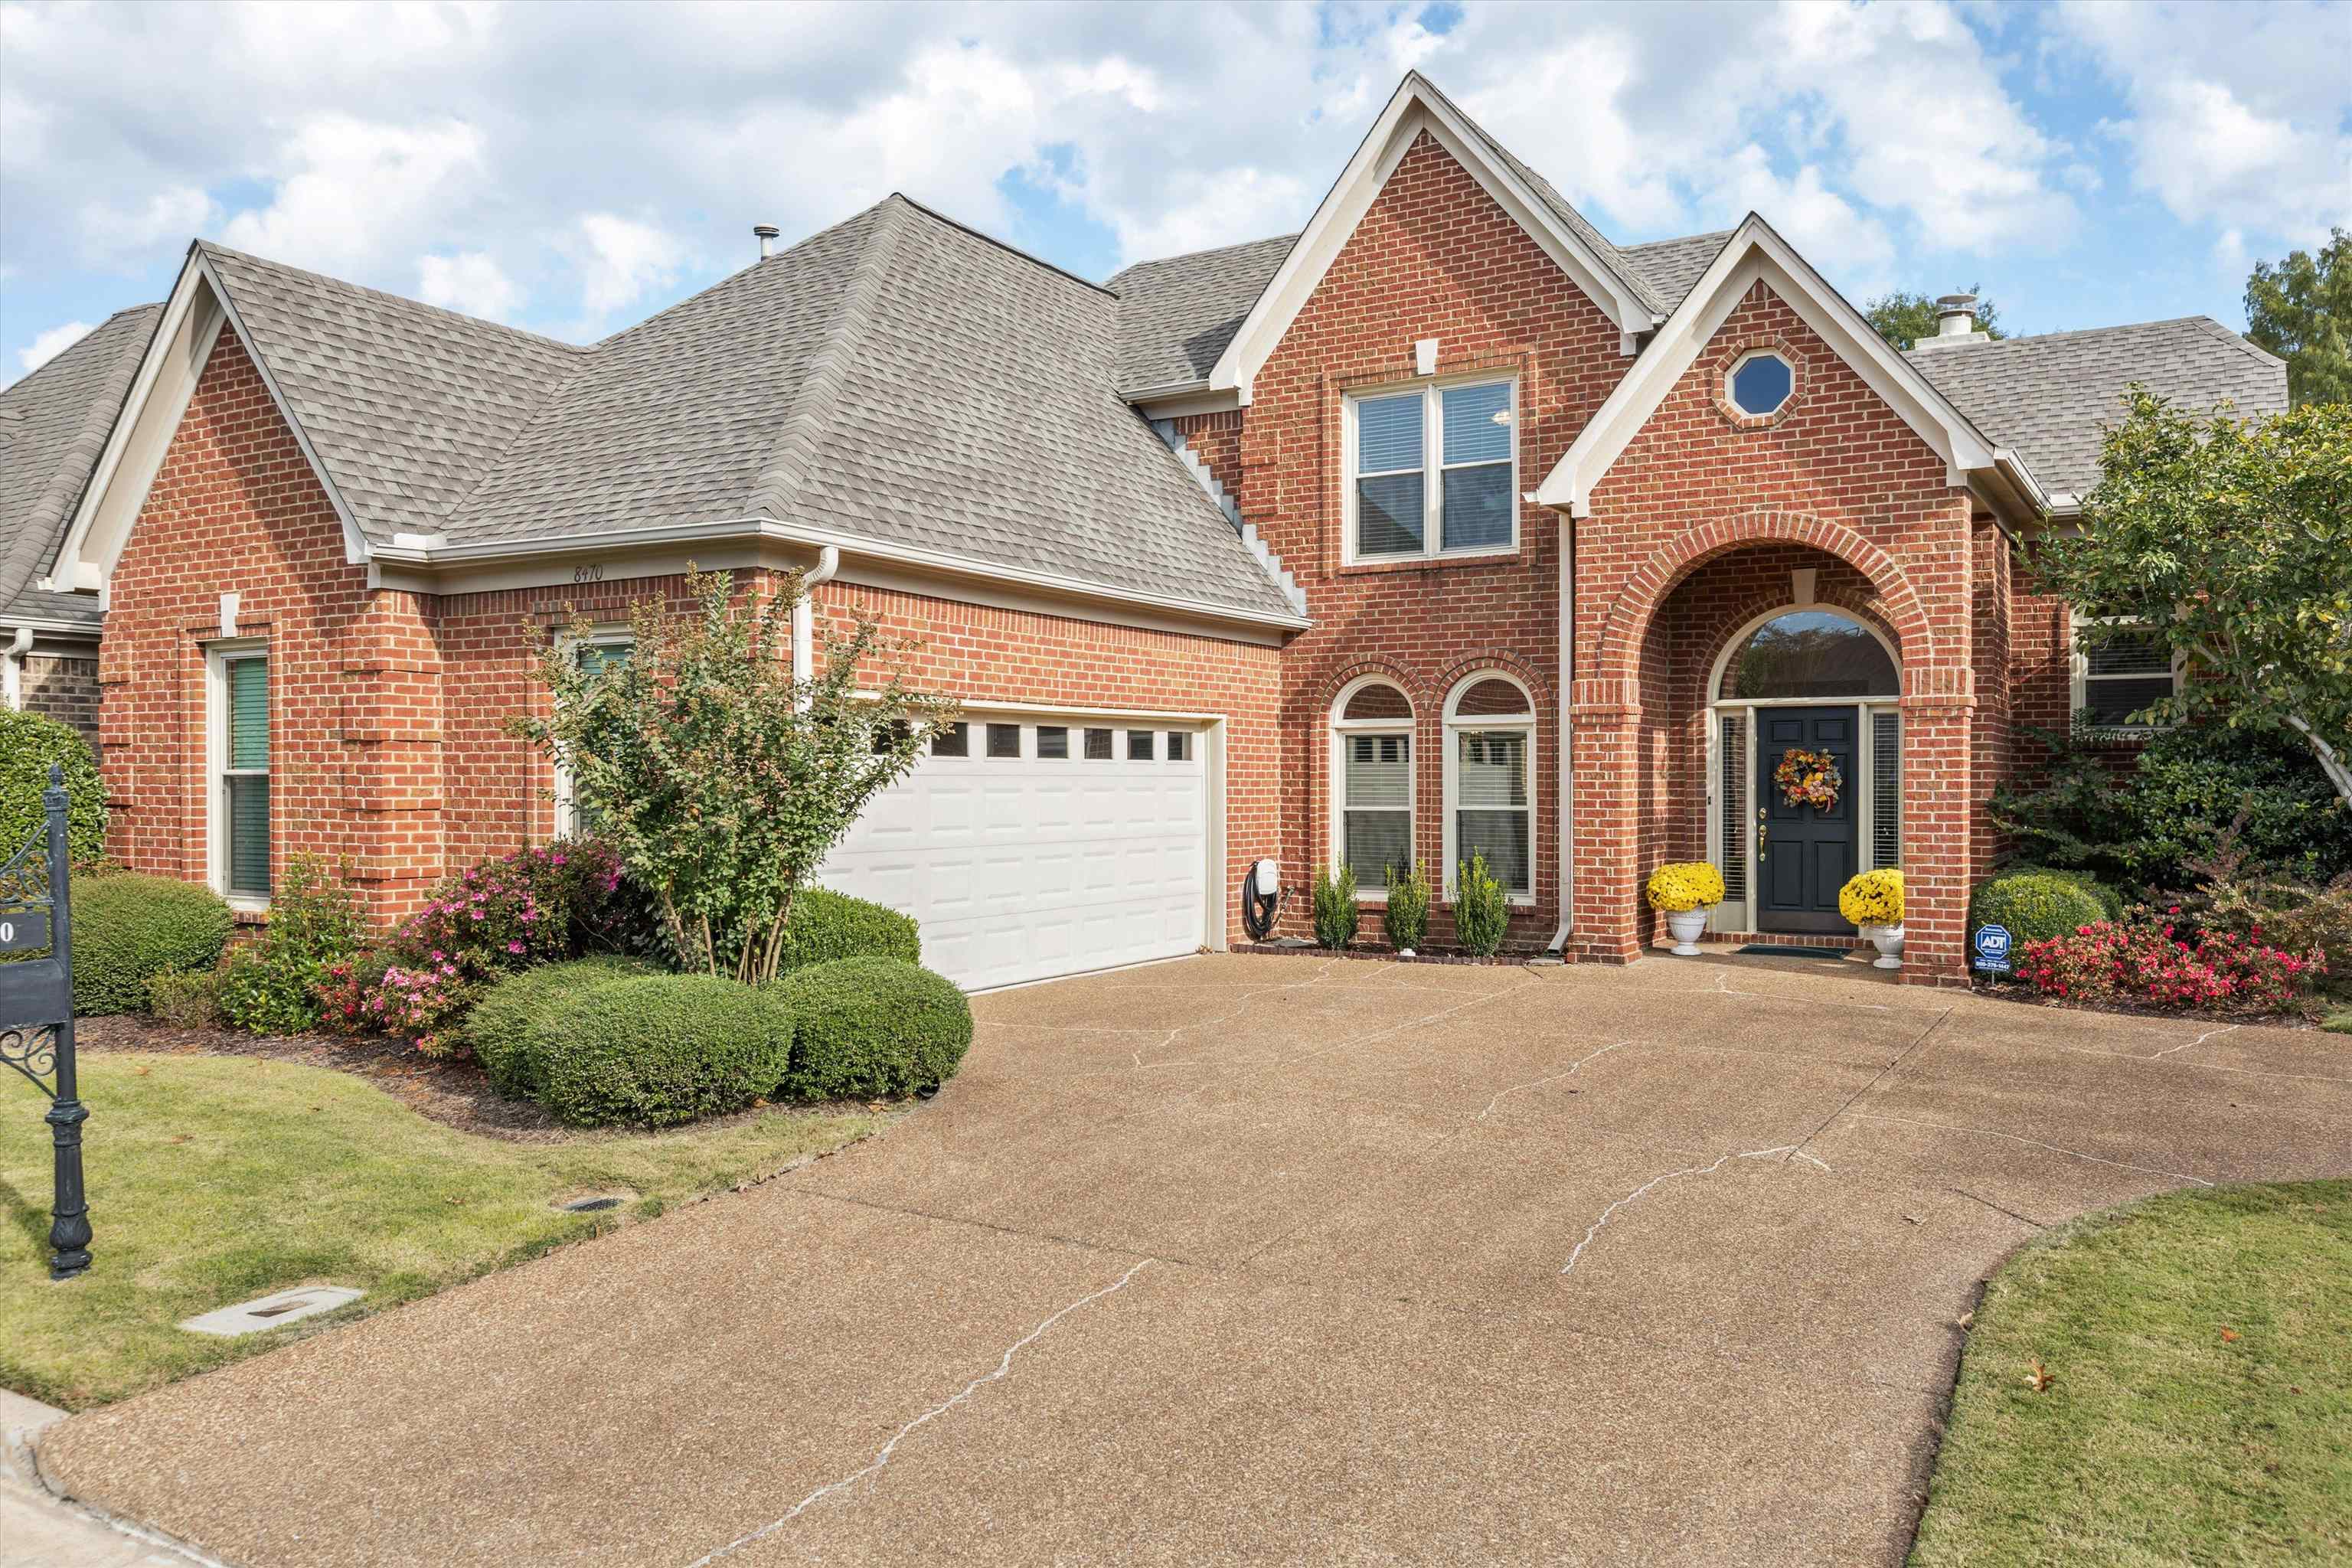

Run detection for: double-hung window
[[210, 645, 270, 903], [1444, 675, 1534, 900], [1348, 377, 1517, 561], [554, 635, 632, 838], [2072, 615, 2180, 730]]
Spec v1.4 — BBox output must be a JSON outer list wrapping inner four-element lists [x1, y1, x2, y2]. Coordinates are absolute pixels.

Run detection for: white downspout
[[2, 625, 31, 710], [1548, 515, 1574, 954], [789, 545, 840, 712]]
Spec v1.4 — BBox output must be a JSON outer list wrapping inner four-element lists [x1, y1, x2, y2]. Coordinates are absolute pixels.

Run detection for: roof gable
[[1538, 215, 2018, 517], [1207, 72, 1663, 401]]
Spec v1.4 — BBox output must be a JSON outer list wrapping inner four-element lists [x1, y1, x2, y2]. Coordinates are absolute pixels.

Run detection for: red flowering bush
[[2016, 909, 2326, 1013], [316, 840, 632, 1055]]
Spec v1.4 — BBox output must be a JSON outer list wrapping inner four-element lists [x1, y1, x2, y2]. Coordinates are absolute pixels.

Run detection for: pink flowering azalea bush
[[2016, 907, 2327, 1014], [316, 839, 634, 1054]]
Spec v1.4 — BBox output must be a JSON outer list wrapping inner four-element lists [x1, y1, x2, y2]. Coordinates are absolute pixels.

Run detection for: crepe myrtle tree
[[2030, 390, 2352, 806], [511, 566, 959, 984]]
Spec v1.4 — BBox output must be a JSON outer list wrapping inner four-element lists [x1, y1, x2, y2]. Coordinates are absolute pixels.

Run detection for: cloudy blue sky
[[3, 0, 2347, 378]]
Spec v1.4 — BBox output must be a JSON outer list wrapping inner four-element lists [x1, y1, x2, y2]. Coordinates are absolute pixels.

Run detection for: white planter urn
[[1664, 907, 1712, 956], [1863, 923, 1906, 969]]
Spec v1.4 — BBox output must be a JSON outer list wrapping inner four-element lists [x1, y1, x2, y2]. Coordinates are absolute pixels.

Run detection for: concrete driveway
[[38, 954, 2352, 1566]]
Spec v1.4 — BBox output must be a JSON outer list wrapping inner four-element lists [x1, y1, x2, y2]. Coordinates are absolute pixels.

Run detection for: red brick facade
[[100, 135, 2080, 985], [101, 329, 1281, 938]]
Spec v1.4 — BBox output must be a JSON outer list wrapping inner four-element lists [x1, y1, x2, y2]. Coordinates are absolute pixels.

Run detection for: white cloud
[[2056, 0, 2351, 240], [573, 214, 686, 316], [7, 0, 2285, 345], [18, 319, 93, 374], [417, 251, 522, 321], [220, 116, 488, 277], [77, 185, 218, 253]]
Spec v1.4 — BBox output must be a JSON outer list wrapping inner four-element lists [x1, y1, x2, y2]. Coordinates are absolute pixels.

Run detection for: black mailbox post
[[2, 765, 91, 1279]]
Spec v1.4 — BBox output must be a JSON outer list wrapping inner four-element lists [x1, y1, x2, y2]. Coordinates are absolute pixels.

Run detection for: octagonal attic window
[[1727, 351, 1793, 417]]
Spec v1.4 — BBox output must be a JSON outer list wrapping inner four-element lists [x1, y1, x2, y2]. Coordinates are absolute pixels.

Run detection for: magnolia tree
[[2030, 392, 2351, 807], [512, 567, 958, 983]]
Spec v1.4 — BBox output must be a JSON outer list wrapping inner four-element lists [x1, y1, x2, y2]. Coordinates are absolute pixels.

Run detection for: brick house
[[18, 74, 2285, 987]]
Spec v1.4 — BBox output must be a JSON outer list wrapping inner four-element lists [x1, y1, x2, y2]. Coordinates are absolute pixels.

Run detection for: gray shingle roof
[[0, 303, 160, 628], [1106, 233, 1295, 396], [1906, 318, 2288, 500], [201, 201, 1300, 622], [198, 243, 586, 543], [1620, 230, 1733, 312]]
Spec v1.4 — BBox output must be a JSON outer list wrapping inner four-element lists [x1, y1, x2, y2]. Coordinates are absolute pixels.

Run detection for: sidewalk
[[2, 1390, 216, 1568]]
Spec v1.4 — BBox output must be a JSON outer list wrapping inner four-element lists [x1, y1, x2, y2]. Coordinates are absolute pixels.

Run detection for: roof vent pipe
[[1935, 294, 1978, 338], [753, 224, 782, 260]]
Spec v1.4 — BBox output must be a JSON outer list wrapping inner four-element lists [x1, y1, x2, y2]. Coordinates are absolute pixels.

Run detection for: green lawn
[[1, 1053, 888, 1410], [1910, 1181, 2352, 1566]]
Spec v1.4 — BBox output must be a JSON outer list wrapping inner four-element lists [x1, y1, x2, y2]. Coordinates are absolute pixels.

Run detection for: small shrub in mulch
[[70, 874, 234, 1017]]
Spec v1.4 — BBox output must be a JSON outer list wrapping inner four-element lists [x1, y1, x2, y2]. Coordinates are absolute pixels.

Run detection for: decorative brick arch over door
[[1593, 508, 1935, 685]]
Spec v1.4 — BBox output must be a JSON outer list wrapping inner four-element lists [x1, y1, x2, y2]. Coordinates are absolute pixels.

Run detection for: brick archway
[[1594, 508, 1935, 683]]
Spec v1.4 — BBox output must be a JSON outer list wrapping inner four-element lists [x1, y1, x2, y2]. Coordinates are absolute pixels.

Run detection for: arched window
[[1330, 678, 1413, 892], [1716, 609, 1897, 701], [1443, 674, 1534, 900]]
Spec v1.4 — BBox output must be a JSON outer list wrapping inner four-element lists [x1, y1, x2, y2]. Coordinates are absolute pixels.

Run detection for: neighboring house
[[0, 303, 161, 737], [38, 74, 2284, 986]]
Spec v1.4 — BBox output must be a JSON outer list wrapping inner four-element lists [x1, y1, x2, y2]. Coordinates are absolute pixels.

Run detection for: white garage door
[[815, 715, 1212, 991]]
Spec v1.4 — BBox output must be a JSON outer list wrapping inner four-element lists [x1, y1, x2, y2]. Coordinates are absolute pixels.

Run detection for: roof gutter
[[367, 515, 1314, 634]]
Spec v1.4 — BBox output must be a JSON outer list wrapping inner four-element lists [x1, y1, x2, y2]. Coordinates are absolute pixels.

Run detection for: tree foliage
[[511, 567, 957, 985], [1862, 286, 2004, 350], [2027, 391, 2352, 807], [2244, 227, 2350, 409]]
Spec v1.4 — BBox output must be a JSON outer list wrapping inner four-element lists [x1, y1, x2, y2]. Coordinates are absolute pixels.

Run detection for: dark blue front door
[[1756, 706, 1857, 935]]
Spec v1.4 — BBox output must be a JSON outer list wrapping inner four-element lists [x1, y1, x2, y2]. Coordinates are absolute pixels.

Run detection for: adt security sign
[[1971, 924, 2013, 975]]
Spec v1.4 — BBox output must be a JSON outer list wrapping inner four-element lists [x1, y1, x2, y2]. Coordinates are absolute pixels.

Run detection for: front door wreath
[[1774, 746, 1843, 813]]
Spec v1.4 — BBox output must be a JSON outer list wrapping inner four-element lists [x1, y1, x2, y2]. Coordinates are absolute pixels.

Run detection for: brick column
[[1568, 678, 1644, 962], [1898, 662, 1976, 986], [337, 589, 445, 928]]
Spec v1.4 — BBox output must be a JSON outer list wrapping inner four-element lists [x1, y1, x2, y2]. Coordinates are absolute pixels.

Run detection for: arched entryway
[[1707, 606, 1901, 935]]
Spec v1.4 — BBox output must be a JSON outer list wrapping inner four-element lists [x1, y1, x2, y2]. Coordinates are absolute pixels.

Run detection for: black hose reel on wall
[[1241, 858, 1281, 942]]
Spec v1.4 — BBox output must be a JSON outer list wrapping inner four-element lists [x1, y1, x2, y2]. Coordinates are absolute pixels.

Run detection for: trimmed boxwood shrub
[[533, 974, 796, 1128], [774, 887, 920, 977], [1969, 873, 2109, 962], [0, 708, 106, 868], [2000, 864, 2125, 923], [466, 956, 651, 1099], [773, 957, 971, 1101], [71, 874, 234, 1015]]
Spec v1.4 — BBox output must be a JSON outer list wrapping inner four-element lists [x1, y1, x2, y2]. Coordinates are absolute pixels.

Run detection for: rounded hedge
[[1999, 864, 2125, 923], [1968, 873, 2109, 959], [532, 974, 796, 1128], [71, 874, 234, 1015], [466, 956, 652, 1099], [774, 888, 920, 977], [0, 708, 106, 867], [773, 956, 971, 1101]]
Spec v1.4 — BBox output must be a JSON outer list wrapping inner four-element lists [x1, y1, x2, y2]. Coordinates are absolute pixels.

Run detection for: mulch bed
[[1235, 941, 1553, 966], [1965, 982, 2328, 1031], [76, 1016, 900, 1142]]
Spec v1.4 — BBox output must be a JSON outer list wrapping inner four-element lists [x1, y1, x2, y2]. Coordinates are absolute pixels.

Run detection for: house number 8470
[[572, 564, 604, 584]]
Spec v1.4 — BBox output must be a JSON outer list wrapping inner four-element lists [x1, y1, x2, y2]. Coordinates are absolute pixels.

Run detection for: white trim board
[[1208, 75, 1655, 403], [1535, 216, 2048, 518]]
